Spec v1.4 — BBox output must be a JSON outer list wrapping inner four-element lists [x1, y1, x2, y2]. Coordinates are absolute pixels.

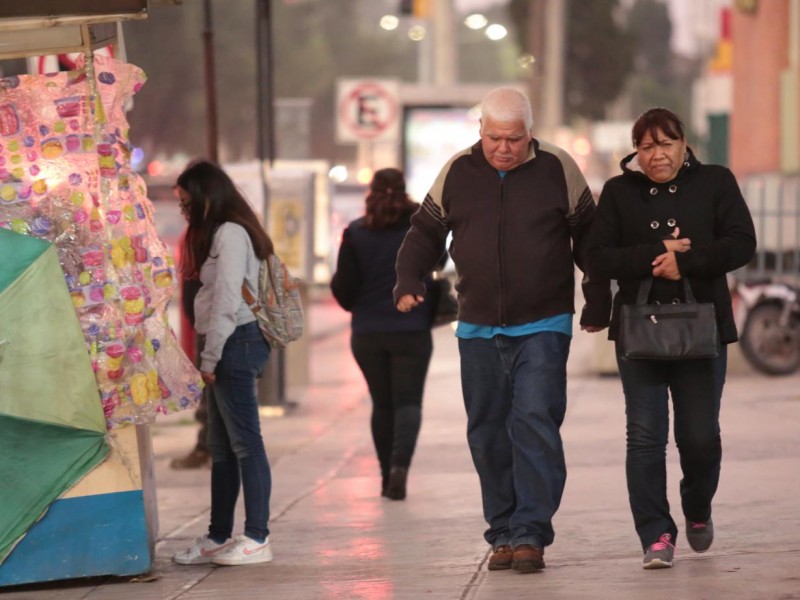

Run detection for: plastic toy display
[[0, 55, 202, 428]]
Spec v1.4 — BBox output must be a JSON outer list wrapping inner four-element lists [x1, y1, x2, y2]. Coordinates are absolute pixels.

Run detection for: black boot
[[385, 466, 408, 500]]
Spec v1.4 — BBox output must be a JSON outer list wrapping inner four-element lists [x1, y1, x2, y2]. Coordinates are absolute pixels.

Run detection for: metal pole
[[255, 0, 284, 408], [540, 0, 565, 138], [203, 0, 219, 163], [526, 0, 546, 125], [417, 28, 433, 83], [256, 0, 276, 169], [433, 0, 455, 85]]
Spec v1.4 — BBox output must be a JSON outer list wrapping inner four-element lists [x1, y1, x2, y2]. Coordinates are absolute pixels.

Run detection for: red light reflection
[[322, 579, 393, 600]]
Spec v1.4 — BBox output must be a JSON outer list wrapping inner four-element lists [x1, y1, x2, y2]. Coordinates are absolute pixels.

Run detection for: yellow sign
[[269, 198, 304, 273]]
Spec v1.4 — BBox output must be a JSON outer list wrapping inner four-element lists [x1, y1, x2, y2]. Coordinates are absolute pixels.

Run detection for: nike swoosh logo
[[243, 544, 267, 556], [200, 546, 227, 556]]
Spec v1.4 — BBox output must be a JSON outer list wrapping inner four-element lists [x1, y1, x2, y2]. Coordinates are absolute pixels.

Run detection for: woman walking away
[[588, 108, 756, 570], [172, 161, 275, 566], [331, 168, 436, 500]]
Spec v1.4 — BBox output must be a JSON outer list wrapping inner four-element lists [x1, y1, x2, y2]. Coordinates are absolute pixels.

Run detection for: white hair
[[480, 87, 534, 132]]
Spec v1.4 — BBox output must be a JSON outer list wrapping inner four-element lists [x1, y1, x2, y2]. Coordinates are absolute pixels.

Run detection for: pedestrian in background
[[172, 161, 275, 566], [587, 107, 756, 569], [331, 168, 436, 501], [170, 275, 212, 470], [394, 87, 611, 573]]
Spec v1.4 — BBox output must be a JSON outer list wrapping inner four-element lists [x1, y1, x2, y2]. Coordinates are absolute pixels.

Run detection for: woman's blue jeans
[[458, 331, 570, 550], [616, 344, 727, 549], [206, 321, 271, 544]]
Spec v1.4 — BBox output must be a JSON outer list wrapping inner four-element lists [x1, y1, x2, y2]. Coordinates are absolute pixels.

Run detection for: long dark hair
[[631, 107, 686, 148], [177, 160, 273, 278], [364, 168, 417, 230]]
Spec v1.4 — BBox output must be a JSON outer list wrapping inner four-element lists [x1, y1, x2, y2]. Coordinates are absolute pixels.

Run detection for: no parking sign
[[336, 79, 400, 144]]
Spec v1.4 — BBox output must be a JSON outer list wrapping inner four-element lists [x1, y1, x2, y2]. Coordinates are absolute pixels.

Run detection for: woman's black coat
[[587, 149, 757, 344]]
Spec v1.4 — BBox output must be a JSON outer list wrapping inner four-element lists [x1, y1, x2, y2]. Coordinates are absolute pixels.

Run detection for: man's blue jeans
[[207, 321, 272, 544], [459, 331, 570, 550], [616, 345, 727, 550]]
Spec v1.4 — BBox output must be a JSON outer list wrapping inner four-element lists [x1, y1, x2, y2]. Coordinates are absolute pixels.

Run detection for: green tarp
[[0, 228, 108, 563]]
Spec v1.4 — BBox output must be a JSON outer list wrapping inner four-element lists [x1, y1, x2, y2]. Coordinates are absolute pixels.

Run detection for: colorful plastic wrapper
[[0, 55, 202, 429]]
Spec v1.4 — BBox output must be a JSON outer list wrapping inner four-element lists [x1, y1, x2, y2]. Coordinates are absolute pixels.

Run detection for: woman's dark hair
[[177, 160, 273, 277], [364, 167, 417, 230], [631, 107, 686, 148]]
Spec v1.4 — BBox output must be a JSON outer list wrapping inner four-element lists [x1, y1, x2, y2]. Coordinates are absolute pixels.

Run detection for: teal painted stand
[[0, 425, 157, 587], [0, 491, 150, 586]]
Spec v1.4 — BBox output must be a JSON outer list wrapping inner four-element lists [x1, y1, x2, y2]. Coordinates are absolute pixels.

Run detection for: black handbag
[[619, 277, 719, 360], [428, 275, 458, 327]]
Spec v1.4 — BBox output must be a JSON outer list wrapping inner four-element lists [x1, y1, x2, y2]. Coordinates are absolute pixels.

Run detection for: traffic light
[[399, 0, 430, 18]]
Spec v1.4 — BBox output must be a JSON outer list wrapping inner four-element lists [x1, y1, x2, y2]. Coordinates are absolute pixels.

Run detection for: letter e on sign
[[336, 79, 400, 143]]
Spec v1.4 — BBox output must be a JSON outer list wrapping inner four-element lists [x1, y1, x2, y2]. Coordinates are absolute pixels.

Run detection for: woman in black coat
[[330, 168, 435, 500], [587, 108, 756, 570]]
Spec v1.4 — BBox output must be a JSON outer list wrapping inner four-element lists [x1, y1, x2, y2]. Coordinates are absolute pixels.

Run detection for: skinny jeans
[[206, 321, 272, 544], [615, 344, 727, 549]]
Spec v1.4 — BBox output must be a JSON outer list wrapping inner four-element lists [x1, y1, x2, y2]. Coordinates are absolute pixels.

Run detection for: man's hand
[[580, 325, 607, 333], [396, 293, 425, 313], [201, 371, 216, 386]]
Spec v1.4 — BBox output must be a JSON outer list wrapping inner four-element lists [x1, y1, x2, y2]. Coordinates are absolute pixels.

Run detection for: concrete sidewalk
[[3, 288, 800, 599]]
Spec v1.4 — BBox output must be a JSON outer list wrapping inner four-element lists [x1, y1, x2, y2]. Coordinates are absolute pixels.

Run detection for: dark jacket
[[587, 148, 757, 343], [393, 139, 611, 328], [331, 215, 435, 334]]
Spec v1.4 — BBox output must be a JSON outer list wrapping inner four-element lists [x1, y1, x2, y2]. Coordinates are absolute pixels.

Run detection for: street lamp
[[380, 15, 400, 31], [408, 24, 426, 41], [464, 13, 488, 30], [484, 23, 507, 41]]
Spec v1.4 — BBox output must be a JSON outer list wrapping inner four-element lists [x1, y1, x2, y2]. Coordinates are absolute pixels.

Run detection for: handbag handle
[[635, 277, 697, 305]]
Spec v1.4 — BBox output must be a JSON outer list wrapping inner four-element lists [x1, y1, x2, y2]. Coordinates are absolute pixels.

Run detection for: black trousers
[[351, 331, 433, 488]]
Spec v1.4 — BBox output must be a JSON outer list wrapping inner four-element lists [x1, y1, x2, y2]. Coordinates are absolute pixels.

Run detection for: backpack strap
[[242, 257, 273, 314], [241, 283, 261, 314]]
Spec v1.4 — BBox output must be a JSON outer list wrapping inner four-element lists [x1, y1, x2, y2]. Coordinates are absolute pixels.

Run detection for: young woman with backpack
[[172, 161, 275, 566]]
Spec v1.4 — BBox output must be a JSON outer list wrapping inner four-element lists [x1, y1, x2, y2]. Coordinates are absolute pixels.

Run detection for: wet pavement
[[2, 287, 799, 599]]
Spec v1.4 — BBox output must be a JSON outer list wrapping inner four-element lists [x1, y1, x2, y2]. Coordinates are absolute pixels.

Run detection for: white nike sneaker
[[173, 536, 234, 565], [211, 534, 273, 566]]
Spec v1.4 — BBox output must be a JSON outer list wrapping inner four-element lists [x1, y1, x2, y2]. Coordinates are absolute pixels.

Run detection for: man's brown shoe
[[512, 544, 545, 573], [488, 545, 513, 571]]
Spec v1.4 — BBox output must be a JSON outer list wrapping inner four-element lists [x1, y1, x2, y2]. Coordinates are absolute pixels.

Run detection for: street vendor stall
[[0, 2, 201, 586]]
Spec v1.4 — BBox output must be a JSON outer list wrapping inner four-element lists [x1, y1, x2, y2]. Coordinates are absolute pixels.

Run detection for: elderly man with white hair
[[394, 87, 610, 573]]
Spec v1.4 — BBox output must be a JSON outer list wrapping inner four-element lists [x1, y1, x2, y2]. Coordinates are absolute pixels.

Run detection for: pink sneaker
[[643, 533, 674, 569]]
